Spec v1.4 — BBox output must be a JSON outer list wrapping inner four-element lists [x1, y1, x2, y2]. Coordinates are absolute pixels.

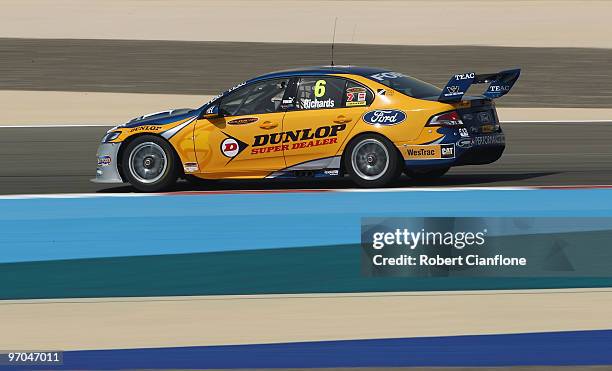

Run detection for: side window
[[296, 77, 345, 110], [344, 81, 374, 107], [218, 86, 251, 116], [220, 78, 289, 116]]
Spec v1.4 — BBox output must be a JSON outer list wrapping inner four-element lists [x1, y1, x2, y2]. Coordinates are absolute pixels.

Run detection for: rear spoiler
[[438, 68, 521, 102]]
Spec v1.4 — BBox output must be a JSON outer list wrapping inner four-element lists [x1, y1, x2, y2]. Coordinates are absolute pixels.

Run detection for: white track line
[[1, 120, 612, 128], [1, 185, 611, 200], [0, 193, 155, 200]]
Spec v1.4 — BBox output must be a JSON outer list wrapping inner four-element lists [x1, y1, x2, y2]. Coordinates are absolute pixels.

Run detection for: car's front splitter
[[92, 142, 124, 183]]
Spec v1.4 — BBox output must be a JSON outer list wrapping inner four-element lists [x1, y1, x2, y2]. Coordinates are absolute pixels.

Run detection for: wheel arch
[[340, 131, 404, 173], [117, 133, 184, 181]]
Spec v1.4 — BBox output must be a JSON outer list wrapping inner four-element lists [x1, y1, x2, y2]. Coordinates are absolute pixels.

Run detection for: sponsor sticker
[[251, 124, 346, 155], [346, 101, 366, 107], [474, 134, 505, 146], [481, 124, 495, 133], [324, 169, 339, 176], [441, 144, 455, 158], [97, 155, 112, 167], [183, 162, 199, 173], [221, 138, 240, 158], [370, 72, 405, 81], [362, 109, 406, 126], [446, 85, 462, 95], [347, 87, 366, 94], [228, 117, 258, 125], [204, 81, 247, 106], [454, 72, 475, 80], [488, 84, 511, 93], [459, 128, 469, 137], [406, 144, 455, 160], [129, 125, 163, 133], [456, 138, 474, 149], [346, 87, 367, 107]]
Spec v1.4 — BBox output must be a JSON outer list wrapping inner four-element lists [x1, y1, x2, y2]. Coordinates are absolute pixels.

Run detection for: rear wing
[[438, 68, 521, 102]]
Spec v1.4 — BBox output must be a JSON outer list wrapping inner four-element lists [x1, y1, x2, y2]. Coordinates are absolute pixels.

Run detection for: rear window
[[369, 71, 441, 99]]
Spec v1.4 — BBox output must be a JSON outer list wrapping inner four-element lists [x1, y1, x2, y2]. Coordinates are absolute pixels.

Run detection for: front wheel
[[121, 135, 179, 192], [344, 134, 402, 188]]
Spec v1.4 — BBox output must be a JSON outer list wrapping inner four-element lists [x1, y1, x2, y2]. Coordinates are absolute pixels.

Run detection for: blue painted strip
[[11, 330, 612, 370], [2, 189, 612, 263]]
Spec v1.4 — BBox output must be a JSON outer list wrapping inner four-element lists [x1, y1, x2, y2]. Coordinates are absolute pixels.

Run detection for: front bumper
[[91, 142, 124, 184]]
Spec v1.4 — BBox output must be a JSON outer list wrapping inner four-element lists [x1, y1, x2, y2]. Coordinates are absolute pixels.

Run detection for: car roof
[[248, 66, 391, 83]]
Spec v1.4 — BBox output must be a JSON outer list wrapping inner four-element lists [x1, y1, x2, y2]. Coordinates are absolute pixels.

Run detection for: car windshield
[[369, 72, 442, 99]]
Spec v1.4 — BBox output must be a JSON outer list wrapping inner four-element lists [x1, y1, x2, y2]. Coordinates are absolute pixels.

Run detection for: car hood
[[123, 108, 196, 128]]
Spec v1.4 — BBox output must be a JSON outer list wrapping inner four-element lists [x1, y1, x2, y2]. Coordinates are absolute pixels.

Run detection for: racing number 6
[[314, 80, 326, 98]]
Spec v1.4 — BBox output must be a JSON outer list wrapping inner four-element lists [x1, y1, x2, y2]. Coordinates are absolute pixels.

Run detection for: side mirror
[[200, 104, 221, 119]]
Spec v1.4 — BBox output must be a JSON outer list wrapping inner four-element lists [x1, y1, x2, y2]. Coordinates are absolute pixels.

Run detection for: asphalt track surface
[[2, 38, 612, 108], [0, 121, 611, 195]]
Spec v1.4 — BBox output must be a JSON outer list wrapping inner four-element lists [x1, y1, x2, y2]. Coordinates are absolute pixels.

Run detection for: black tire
[[405, 166, 450, 180], [344, 134, 402, 188], [121, 135, 179, 192]]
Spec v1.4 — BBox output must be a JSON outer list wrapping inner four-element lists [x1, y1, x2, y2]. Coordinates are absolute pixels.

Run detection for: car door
[[281, 76, 373, 167], [193, 78, 290, 178]]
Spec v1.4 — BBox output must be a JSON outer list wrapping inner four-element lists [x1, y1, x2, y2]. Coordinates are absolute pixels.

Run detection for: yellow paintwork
[[110, 73, 478, 179], [193, 112, 286, 179]]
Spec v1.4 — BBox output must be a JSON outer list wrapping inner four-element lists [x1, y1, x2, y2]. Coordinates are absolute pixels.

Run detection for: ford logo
[[362, 109, 406, 126], [456, 138, 474, 148]]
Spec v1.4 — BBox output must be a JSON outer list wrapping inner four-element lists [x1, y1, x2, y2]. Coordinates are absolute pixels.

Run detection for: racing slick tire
[[344, 134, 402, 188], [121, 135, 179, 192], [405, 166, 450, 180]]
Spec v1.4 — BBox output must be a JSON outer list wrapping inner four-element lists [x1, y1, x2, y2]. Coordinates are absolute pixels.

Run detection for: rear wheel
[[405, 167, 450, 180], [344, 134, 402, 188], [122, 135, 179, 192]]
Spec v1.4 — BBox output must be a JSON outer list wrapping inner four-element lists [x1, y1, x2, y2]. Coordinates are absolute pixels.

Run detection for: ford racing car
[[94, 66, 520, 191]]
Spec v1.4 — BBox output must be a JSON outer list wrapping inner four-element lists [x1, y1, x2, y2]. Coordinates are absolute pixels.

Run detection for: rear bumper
[[403, 132, 505, 168], [453, 143, 505, 166], [91, 142, 124, 184]]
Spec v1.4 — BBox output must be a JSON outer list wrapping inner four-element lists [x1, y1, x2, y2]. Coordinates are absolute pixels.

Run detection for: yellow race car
[[93, 66, 520, 191]]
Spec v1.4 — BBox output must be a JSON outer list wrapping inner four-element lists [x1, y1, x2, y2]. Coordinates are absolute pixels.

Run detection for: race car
[[93, 66, 520, 191]]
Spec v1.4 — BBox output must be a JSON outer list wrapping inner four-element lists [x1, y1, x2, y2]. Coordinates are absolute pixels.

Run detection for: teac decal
[[362, 109, 407, 126], [488, 84, 511, 93], [454, 73, 475, 80]]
